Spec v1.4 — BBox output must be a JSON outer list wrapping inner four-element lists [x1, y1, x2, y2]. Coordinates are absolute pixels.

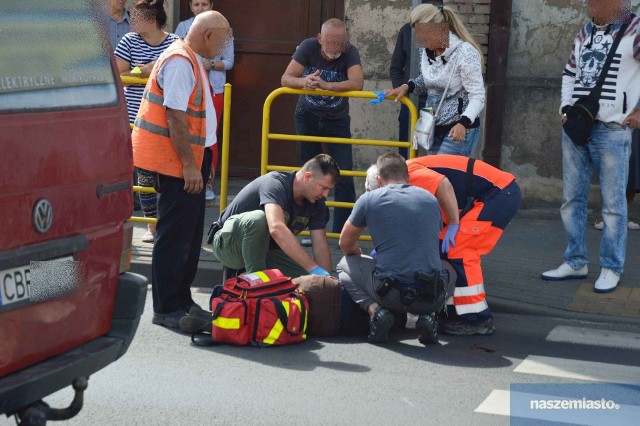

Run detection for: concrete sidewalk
[[131, 179, 640, 326]]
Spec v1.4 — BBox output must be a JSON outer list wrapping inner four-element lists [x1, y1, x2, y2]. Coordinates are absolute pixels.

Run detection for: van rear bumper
[[0, 272, 147, 416]]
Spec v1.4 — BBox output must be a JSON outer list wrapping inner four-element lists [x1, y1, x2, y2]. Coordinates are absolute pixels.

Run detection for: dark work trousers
[[151, 148, 212, 314], [295, 108, 355, 234]]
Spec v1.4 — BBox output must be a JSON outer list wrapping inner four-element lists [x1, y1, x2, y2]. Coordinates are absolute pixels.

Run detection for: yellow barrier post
[[219, 83, 232, 213], [261, 88, 418, 240], [122, 75, 159, 224]]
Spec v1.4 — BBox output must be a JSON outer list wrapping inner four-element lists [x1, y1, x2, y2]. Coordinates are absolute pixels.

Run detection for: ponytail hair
[[133, 0, 167, 28], [410, 4, 483, 65]]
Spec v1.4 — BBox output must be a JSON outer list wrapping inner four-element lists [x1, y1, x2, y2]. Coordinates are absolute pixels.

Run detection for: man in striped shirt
[[542, 0, 640, 293]]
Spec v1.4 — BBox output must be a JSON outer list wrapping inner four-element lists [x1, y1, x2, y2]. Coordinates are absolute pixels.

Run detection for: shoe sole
[[540, 273, 588, 281], [594, 286, 618, 294], [367, 314, 394, 343], [442, 326, 495, 336]]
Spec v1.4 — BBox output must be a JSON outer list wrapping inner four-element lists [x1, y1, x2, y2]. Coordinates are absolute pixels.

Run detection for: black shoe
[[442, 317, 495, 336], [179, 312, 212, 334], [185, 304, 213, 322], [392, 312, 408, 330], [367, 306, 395, 344], [415, 314, 439, 345], [152, 310, 187, 329]]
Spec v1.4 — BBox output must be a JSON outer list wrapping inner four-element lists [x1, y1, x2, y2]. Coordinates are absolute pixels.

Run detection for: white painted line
[[546, 326, 640, 351], [514, 355, 640, 384], [475, 389, 510, 416]]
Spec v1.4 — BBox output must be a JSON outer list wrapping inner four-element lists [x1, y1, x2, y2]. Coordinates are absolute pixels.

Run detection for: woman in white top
[[386, 3, 485, 157], [176, 0, 234, 201]]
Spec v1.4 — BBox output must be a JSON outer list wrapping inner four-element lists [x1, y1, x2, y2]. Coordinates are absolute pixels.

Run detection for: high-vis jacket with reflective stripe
[[132, 39, 207, 179]]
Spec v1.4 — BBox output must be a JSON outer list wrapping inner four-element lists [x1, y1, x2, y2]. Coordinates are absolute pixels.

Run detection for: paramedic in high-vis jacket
[[406, 154, 521, 336]]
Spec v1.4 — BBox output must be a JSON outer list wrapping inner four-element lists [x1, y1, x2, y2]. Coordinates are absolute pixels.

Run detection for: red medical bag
[[210, 269, 308, 346]]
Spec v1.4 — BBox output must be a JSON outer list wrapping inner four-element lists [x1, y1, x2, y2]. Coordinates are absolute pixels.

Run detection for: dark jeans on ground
[[295, 108, 355, 234], [151, 148, 212, 314]]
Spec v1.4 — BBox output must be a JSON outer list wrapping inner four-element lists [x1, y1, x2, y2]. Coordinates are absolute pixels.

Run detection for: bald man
[[132, 11, 233, 329], [281, 18, 364, 235]]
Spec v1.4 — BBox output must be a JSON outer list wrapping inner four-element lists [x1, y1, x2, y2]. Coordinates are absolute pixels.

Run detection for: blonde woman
[[386, 3, 485, 157]]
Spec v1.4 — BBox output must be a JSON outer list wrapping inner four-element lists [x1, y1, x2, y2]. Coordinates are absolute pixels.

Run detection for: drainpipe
[[483, 0, 513, 168]]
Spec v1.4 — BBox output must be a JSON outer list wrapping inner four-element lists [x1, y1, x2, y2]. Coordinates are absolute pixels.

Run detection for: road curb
[[488, 295, 640, 327]]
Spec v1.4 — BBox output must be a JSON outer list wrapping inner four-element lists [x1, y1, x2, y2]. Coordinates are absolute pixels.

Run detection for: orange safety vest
[[132, 39, 207, 179]]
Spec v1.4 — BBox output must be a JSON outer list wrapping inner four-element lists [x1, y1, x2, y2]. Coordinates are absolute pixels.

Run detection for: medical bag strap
[[459, 158, 476, 219], [588, 18, 631, 101], [270, 294, 307, 337]]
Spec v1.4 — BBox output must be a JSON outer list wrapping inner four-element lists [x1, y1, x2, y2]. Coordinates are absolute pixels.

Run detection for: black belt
[[207, 221, 221, 244]]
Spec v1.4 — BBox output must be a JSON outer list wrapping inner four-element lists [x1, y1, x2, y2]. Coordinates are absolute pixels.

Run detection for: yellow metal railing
[[122, 74, 232, 223], [262, 87, 418, 240]]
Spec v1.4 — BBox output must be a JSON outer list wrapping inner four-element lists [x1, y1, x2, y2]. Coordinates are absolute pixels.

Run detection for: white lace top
[[410, 32, 485, 127]]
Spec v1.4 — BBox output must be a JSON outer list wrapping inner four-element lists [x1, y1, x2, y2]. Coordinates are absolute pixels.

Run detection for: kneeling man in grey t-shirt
[[337, 153, 454, 345]]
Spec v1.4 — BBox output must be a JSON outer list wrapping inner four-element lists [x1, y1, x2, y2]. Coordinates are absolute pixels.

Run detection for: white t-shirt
[[157, 55, 216, 147]]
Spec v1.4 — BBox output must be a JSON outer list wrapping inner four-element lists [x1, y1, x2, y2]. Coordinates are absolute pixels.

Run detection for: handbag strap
[[434, 56, 457, 118], [589, 16, 632, 99]]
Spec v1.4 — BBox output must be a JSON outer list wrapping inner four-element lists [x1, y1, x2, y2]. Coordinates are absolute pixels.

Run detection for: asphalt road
[[7, 289, 640, 426]]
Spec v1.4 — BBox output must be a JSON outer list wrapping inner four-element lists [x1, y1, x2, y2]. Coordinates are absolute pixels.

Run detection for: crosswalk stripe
[[513, 355, 640, 383], [474, 390, 510, 416], [546, 326, 640, 350]]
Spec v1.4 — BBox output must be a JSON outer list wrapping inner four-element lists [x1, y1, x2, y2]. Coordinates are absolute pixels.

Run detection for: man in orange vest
[[406, 155, 521, 335], [131, 11, 232, 329]]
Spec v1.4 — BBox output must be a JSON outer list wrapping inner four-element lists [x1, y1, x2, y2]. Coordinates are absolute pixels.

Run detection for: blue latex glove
[[441, 223, 460, 254], [369, 91, 386, 105], [369, 249, 377, 258], [309, 266, 331, 276]]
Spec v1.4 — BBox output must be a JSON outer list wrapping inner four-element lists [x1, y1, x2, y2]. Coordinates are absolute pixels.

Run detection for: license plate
[[0, 256, 73, 311]]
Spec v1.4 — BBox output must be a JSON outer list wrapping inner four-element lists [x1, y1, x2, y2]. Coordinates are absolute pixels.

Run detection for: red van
[[0, 1, 147, 423]]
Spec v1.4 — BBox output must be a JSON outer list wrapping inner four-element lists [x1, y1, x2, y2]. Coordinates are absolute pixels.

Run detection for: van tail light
[[120, 222, 133, 274]]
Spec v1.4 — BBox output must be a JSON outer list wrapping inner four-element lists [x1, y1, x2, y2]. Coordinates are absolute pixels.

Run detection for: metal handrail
[[261, 87, 419, 240]]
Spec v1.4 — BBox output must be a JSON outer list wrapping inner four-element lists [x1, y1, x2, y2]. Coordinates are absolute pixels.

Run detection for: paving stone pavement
[[131, 179, 640, 325]]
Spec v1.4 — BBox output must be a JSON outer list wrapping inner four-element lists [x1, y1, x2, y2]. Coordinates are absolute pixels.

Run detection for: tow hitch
[[14, 377, 88, 425]]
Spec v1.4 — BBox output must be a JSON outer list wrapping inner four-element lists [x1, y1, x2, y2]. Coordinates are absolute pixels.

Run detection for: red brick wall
[[445, 0, 491, 68]]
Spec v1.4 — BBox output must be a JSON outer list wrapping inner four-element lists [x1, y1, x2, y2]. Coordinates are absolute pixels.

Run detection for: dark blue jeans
[[295, 109, 355, 234]]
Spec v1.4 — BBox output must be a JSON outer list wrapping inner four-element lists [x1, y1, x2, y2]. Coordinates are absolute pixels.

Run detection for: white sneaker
[[594, 268, 620, 293], [628, 221, 640, 230], [593, 220, 604, 230], [141, 230, 156, 243], [205, 190, 216, 201], [541, 262, 588, 281]]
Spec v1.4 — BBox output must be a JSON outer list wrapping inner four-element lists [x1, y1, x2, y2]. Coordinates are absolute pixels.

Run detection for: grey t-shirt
[[348, 184, 442, 284], [219, 172, 327, 246], [292, 38, 361, 119]]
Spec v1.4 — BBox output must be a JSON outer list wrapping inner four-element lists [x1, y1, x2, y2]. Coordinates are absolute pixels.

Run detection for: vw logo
[[33, 199, 53, 233]]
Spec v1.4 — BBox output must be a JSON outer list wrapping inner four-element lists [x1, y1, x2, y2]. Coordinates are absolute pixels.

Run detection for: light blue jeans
[[560, 122, 632, 274], [429, 127, 480, 156]]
